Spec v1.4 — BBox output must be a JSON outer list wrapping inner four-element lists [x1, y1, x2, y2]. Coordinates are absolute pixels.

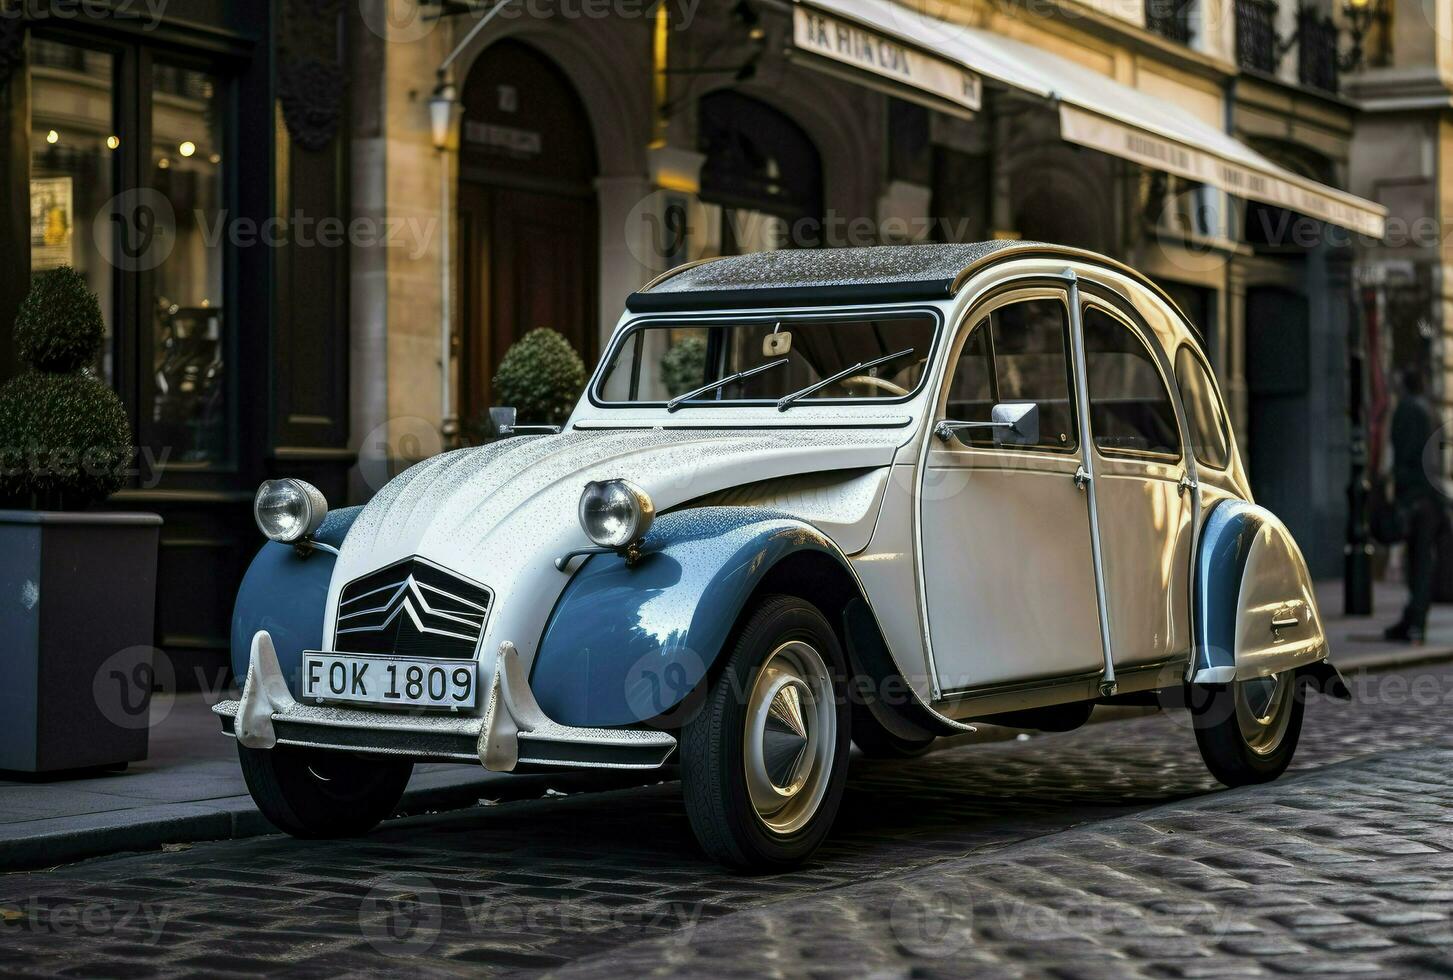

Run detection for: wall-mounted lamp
[[428, 79, 458, 152], [1339, 0, 1386, 74]]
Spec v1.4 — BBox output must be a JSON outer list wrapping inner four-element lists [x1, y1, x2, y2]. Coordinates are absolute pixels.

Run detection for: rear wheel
[[681, 595, 850, 870], [1191, 669, 1305, 786], [238, 744, 413, 838]]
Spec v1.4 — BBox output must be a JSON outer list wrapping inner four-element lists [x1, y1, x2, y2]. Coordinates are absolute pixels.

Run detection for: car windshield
[[595, 313, 938, 407]]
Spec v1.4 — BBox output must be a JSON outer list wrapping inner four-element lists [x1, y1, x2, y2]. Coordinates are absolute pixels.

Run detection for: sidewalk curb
[[3, 644, 1449, 875], [0, 764, 669, 873]]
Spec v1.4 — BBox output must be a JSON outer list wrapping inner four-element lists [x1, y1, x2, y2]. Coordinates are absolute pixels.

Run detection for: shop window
[[29, 39, 117, 383], [28, 38, 234, 476], [148, 62, 227, 464]]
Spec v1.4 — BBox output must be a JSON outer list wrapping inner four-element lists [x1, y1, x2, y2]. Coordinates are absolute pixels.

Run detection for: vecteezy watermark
[[0, 443, 173, 491], [890, 884, 974, 957], [195, 211, 437, 260], [93, 189, 436, 273], [624, 195, 977, 273], [359, 874, 703, 957], [0, 898, 175, 943], [357, 417, 447, 494], [888, 888, 1258, 955], [1, 0, 167, 30], [93, 645, 175, 730], [357, 0, 704, 43], [360, 874, 444, 958]]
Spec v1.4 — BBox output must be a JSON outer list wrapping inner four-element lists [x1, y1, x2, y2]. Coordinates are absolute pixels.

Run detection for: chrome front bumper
[[212, 631, 677, 771]]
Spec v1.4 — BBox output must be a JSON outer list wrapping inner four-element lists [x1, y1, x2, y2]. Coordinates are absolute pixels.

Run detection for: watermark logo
[[359, 0, 441, 42], [2, 0, 168, 30], [623, 646, 707, 725], [357, 416, 447, 493], [360, 873, 444, 957], [94, 188, 176, 273], [889, 884, 974, 957], [92, 645, 174, 730]]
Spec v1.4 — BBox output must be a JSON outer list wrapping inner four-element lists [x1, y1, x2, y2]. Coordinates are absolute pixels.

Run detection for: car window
[[1175, 346, 1230, 469], [990, 298, 1076, 450], [595, 314, 937, 406], [1083, 306, 1181, 459], [944, 318, 995, 447]]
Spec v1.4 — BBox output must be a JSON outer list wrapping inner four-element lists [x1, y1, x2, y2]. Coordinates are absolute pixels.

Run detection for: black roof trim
[[626, 279, 955, 313]]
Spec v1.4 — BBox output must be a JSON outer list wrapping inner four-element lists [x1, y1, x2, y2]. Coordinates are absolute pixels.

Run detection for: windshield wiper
[[775, 348, 915, 412], [666, 357, 790, 412]]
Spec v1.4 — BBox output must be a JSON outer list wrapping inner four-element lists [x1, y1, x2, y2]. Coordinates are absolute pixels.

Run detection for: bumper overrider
[[212, 631, 677, 770]]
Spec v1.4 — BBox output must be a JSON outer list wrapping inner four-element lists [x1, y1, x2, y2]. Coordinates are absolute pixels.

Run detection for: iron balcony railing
[[1145, 0, 1195, 44], [1235, 0, 1280, 73], [1297, 7, 1339, 92]]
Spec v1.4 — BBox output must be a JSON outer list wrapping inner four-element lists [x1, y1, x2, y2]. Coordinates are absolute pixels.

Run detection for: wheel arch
[[529, 506, 962, 735], [1192, 498, 1329, 685], [230, 506, 362, 684]]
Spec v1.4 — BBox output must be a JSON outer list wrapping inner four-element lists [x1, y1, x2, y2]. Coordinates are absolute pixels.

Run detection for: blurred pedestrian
[[1384, 367, 1442, 643]]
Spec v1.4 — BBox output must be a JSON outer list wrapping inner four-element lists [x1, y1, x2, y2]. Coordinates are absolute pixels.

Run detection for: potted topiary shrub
[[0, 267, 161, 773], [488, 327, 587, 434]]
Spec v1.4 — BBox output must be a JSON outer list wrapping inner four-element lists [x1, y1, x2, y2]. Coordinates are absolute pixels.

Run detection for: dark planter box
[[0, 510, 162, 773]]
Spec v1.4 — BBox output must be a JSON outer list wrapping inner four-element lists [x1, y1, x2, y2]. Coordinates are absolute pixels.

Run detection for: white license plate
[[302, 652, 477, 709]]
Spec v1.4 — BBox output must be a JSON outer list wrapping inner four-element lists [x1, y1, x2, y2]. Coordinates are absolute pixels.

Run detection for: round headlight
[[579, 479, 655, 550], [254, 479, 328, 543]]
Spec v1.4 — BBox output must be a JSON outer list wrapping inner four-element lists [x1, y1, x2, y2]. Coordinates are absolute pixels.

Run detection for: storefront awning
[[791, 0, 1386, 238]]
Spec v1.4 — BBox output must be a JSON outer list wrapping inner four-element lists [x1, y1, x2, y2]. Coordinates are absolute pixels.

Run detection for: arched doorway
[[457, 40, 598, 422], [698, 91, 822, 253]]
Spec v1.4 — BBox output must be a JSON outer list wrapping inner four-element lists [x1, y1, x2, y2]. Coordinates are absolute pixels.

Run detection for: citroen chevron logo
[[337, 575, 485, 642], [335, 558, 492, 657]]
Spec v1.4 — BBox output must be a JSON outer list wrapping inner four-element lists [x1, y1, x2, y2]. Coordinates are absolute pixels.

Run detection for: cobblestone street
[[3, 661, 1452, 978]]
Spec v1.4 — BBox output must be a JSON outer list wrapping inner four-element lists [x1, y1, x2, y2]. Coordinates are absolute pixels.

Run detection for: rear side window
[[1083, 307, 1181, 458], [1174, 346, 1231, 470]]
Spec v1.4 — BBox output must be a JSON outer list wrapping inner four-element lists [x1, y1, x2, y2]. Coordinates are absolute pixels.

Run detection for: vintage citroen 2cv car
[[218, 242, 1348, 869]]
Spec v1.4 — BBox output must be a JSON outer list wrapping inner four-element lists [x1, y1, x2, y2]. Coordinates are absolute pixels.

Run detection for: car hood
[[323, 427, 910, 655]]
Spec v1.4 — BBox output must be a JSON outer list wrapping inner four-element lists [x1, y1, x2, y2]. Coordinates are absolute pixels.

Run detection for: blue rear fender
[[529, 508, 851, 729], [230, 506, 362, 684]]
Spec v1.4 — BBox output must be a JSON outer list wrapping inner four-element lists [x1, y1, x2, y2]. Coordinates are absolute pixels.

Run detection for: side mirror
[[489, 405, 563, 438], [489, 406, 519, 438], [934, 401, 1040, 446], [992, 402, 1039, 446]]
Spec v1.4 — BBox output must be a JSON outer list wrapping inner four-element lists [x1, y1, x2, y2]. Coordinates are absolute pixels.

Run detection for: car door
[[919, 289, 1105, 695], [1078, 300, 1195, 671]]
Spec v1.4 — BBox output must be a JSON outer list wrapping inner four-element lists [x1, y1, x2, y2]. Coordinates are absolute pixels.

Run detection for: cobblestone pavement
[[1, 662, 1451, 978]]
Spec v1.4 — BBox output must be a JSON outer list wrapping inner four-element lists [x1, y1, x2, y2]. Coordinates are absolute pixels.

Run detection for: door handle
[[1073, 465, 1091, 491], [1177, 473, 1198, 497]]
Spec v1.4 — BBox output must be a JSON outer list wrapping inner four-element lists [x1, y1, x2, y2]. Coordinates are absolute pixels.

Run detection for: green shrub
[[15, 266, 104, 373], [492, 328, 586, 427], [660, 336, 707, 397], [0, 267, 134, 508]]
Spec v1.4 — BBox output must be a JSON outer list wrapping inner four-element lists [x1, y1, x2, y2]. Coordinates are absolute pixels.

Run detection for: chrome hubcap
[[744, 640, 835, 835], [1234, 671, 1293, 756]]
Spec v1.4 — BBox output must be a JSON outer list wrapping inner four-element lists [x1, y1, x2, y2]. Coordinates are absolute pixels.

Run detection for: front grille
[[334, 557, 491, 659]]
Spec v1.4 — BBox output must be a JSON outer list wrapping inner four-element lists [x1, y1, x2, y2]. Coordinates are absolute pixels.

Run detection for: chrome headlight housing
[[578, 479, 655, 550], [254, 478, 328, 543]]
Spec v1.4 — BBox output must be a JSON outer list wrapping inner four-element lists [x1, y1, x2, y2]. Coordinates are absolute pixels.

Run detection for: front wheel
[[681, 595, 850, 870], [238, 743, 413, 838], [1191, 669, 1305, 787]]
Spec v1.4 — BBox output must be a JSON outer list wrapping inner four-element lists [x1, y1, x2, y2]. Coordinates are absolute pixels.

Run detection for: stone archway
[[455, 39, 599, 424]]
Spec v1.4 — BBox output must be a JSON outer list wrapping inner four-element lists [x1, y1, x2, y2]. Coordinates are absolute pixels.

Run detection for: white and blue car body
[[219, 242, 1348, 869]]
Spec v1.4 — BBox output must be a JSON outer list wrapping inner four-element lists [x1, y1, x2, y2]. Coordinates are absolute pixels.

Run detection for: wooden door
[[459, 186, 596, 421]]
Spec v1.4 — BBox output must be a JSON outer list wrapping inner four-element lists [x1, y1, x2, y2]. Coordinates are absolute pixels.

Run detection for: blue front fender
[[530, 508, 846, 728], [230, 506, 361, 683]]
